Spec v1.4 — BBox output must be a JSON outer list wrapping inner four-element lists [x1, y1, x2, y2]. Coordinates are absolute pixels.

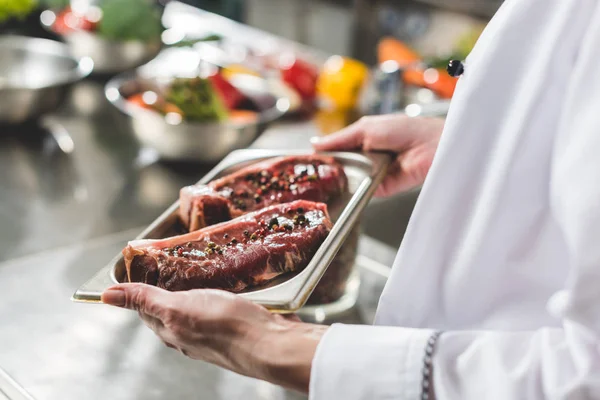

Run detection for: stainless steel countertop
[[0, 229, 395, 400], [0, 4, 412, 399]]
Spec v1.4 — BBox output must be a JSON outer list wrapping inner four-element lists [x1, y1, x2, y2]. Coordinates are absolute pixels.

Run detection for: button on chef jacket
[[309, 0, 600, 398]]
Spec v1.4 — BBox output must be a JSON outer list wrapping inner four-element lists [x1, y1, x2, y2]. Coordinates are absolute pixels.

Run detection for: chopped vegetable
[[221, 64, 261, 80], [52, 6, 98, 35], [126, 93, 153, 110], [228, 110, 258, 124], [403, 67, 457, 99], [208, 72, 246, 110], [376, 36, 458, 98], [279, 56, 319, 101], [377, 37, 421, 67], [97, 0, 162, 42], [165, 77, 228, 122]]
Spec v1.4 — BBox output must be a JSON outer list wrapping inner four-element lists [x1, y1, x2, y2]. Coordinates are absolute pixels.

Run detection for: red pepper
[[279, 57, 319, 101], [208, 73, 246, 110], [53, 7, 97, 35]]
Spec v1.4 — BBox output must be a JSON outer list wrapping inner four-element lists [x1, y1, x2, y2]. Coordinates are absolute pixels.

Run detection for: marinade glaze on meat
[[123, 200, 332, 292], [179, 155, 348, 231]]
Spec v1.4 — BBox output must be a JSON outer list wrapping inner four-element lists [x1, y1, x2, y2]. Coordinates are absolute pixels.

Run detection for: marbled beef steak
[[179, 155, 347, 231], [124, 200, 332, 292]]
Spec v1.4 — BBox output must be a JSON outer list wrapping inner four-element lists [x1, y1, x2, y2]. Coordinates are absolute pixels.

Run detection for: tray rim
[[71, 149, 391, 312]]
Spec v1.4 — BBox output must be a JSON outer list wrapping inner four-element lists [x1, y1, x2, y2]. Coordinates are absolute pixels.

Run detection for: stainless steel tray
[[72, 149, 391, 312]]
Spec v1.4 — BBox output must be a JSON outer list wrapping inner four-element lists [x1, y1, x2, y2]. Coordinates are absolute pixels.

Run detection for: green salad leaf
[[0, 0, 38, 24], [97, 0, 162, 42], [166, 77, 228, 122]]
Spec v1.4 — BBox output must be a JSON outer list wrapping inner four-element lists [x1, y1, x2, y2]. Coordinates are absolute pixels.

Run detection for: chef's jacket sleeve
[[310, 11, 600, 400]]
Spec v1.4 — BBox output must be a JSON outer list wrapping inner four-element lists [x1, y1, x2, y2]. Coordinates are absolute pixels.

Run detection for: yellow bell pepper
[[221, 64, 261, 80], [316, 55, 369, 111], [314, 108, 360, 135]]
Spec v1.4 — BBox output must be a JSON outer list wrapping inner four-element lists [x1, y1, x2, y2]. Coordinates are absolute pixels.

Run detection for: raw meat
[[179, 155, 347, 231], [124, 200, 332, 292]]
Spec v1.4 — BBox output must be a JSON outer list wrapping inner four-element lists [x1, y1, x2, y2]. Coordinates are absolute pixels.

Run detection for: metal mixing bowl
[[105, 72, 291, 163], [0, 35, 93, 124], [40, 9, 162, 75]]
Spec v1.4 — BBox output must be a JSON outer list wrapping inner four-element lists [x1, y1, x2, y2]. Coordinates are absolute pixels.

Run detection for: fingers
[[310, 122, 364, 151], [101, 283, 174, 319], [311, 115, 415, 153], [373, 147, 433, 197]]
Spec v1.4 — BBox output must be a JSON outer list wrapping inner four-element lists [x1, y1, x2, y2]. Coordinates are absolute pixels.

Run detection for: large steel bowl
[[40, 9, 162, 75], [105, 72, 291, 163], [0, 35, 93, 124]]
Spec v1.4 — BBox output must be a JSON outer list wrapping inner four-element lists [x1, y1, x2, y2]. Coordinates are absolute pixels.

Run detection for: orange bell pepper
[[378, 37, 458, 99], [377, 37, 421, 67], [404, 68, 458, 99]]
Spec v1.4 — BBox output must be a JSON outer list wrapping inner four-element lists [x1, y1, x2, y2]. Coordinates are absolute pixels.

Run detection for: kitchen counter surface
[[0, 3, 415, 399], [0, 232, 394, 400]]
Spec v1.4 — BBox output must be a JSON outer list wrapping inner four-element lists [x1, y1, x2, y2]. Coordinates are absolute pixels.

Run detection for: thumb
[[310, 122, 364, 151], [102, 283, 170, 317]]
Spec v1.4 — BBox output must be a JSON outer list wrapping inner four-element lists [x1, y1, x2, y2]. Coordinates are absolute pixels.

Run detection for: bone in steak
[[124, 200, 332, 292], [179, 155, 347, 231]]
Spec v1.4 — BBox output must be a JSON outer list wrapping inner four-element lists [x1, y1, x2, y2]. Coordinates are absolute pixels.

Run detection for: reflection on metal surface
[[40, 117, 74, 154], [0, 35, 92, 124], [297, 269, 361, 323], [0, 368, 34, 400], [356, 254, 391, 279]]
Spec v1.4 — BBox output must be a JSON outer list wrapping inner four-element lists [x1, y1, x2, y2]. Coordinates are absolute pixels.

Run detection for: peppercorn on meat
[[179, 155, 348, 231], [124, 200, 332, 292]]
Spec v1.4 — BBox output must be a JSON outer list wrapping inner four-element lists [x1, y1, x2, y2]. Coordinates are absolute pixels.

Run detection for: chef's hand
[[101, 283, 326, 393], [311, 114, 445, 197]]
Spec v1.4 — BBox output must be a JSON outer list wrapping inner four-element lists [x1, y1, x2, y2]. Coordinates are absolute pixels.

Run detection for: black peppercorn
[[268, 217, 279, 228]]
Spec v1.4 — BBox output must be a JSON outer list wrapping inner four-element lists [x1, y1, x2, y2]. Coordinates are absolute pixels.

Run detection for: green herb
[[97, 0, 162, 42], [165, 77, 228, 122]]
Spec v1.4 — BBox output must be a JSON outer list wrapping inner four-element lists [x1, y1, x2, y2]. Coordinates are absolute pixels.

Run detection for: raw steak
[[179, 155, 347, 231], [123, 200, 332, 292]]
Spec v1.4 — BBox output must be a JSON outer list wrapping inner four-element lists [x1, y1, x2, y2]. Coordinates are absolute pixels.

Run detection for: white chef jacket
[[309, 0, 600, 398]]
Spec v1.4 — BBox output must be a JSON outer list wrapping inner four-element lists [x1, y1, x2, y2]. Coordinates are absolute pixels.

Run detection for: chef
[[101, 0, 600, 398]]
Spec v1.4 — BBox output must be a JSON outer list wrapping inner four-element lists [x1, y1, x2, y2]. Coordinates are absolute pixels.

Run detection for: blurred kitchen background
[[0, 0, 500, 259], [0, 1, 506, 399]]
